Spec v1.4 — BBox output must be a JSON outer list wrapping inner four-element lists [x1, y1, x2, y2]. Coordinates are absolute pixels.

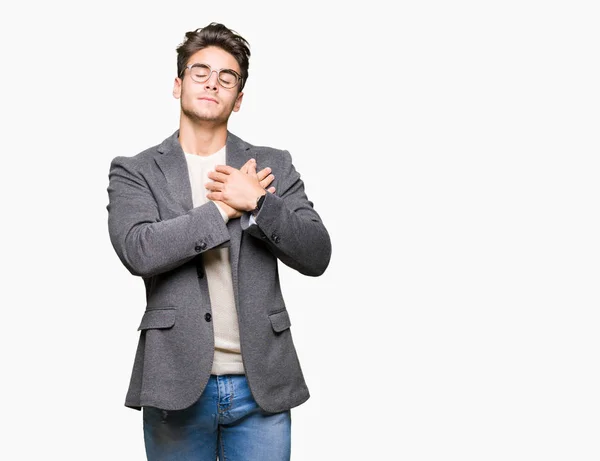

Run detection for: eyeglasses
[[183, 63, 243, 89]]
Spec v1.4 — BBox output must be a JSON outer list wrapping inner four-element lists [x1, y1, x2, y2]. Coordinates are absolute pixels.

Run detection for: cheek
[[181, 83, 189, 97], [181, 80, 197, 97], [181, 86, 196, 105]]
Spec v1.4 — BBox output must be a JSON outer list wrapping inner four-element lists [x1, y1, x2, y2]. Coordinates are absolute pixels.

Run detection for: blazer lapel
[[154, 130, 194, 212], [152, 129, 250, 303]]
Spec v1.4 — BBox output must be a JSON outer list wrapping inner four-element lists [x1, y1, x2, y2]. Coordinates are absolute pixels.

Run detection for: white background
[[1, 0, 599, 459]]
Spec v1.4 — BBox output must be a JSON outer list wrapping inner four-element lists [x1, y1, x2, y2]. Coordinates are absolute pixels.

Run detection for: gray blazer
[[107, 130, 331, 413]]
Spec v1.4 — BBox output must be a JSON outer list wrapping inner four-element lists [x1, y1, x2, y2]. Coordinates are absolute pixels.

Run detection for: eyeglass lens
[[189, 64, 239, 88]]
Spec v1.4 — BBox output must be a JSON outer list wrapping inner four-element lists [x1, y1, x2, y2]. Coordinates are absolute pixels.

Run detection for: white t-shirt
[[185, 147, 244, 375]]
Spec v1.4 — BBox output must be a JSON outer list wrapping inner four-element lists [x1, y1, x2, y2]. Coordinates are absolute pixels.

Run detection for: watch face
[[253, 195, 265, 216]]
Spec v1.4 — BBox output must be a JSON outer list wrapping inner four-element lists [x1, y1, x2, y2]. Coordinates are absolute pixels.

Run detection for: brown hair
[[176, 22, 251, 91]]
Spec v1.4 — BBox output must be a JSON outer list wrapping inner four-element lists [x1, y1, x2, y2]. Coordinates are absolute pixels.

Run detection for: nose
[[204, 70, 219, 90]]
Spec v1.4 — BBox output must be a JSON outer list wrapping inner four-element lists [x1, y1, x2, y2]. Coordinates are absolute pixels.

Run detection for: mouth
[[198, 97, 218, 103]]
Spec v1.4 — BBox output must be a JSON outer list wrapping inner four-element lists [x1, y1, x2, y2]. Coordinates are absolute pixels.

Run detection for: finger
[[260, 174, 275, 189], [267, 187, 276, 194], [206, 192, 223, 201], [207, 171, 229, 183], [214, 165, 236, 174], [240, 158, 254, 174], [205, 181, 223, 192], [256, 167, 272, 181], [247, 159, 257, 176]]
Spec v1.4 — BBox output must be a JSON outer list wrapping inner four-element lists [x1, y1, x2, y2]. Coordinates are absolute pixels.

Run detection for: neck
[[178, 117, 228, 156]]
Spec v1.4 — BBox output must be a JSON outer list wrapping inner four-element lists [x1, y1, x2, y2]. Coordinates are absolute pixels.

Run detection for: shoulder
[[112, 145, 158, 166], [109, 132, 174, 172], [108, 149, 155, 180]]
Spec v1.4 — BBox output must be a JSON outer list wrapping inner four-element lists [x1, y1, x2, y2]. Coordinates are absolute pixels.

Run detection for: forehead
[[187, 46, 240, 73]]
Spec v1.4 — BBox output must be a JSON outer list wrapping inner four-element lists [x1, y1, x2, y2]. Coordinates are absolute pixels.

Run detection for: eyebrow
[[189, 63, 240, 74]]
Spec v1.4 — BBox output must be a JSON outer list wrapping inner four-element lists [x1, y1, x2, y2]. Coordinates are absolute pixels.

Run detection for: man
[[106, 22, 331, 460]]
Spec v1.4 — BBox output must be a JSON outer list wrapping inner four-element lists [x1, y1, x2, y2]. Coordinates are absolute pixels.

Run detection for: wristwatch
[[252, 193, 266, 216]]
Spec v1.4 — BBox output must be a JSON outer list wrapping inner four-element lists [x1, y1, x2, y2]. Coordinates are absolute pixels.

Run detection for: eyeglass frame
[[181, 63, 243, 89]]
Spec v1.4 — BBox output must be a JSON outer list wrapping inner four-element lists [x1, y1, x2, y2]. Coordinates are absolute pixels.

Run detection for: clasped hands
[[205, 158, 275, 219]]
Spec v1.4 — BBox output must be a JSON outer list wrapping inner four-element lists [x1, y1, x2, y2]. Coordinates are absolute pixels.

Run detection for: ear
[[173, 77, 182, 99], [232, 91, 244, 112]]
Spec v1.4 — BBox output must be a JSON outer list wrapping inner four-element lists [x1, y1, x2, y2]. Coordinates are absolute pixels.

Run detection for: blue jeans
[[143, 374, 291, 460]]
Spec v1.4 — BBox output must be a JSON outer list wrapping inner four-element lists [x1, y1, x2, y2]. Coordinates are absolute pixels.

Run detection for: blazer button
[[271, 233, 281, 244], [204, 313, 212, 322], [195, 242, 208, 252]]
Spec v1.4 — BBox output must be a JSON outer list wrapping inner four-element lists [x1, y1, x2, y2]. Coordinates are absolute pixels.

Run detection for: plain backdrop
[[1, 1, 599, 459]]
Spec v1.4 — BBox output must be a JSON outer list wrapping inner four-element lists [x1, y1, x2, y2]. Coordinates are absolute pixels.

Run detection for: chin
[[182, 106, 223, 124]]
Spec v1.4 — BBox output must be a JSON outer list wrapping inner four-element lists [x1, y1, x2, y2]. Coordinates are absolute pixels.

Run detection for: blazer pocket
[[268, 310, 291, 333], [138, 307, 176, 331]]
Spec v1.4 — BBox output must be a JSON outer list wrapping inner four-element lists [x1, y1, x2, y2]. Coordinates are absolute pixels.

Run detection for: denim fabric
[[143, 374, 291, 460]]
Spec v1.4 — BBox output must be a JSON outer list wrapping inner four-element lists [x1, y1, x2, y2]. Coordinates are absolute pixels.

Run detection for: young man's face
[[173, 46, 244, 126]]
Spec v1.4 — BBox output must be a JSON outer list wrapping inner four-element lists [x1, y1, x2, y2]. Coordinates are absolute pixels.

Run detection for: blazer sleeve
[[241, 150, 332, 276], [106, 155, 231, 278]]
